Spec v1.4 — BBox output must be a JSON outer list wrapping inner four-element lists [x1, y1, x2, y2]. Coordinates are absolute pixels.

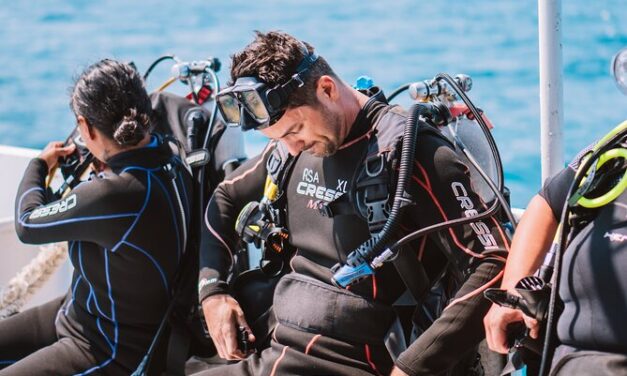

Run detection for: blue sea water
[[0, 0, 625, 207]]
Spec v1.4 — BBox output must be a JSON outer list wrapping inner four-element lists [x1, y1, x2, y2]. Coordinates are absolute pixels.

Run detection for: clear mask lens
[[217, 94, 241, 125], [241, 90, 271, 122]]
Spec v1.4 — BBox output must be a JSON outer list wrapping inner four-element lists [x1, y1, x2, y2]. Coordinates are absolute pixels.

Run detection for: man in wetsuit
[[484, 143, 627, 375], [198, 31, 508, 375]]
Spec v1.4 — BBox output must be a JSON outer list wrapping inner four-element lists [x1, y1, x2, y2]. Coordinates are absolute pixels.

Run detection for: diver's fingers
[[484, 304, 523, 354], [484, 304, 506, 353], [235, 308, 256, 344], [222, 322, 245, 360], [59, 143, 76, 156], [523, 315, 540, 339], [202, 297, 227, 359], [39, 141, 71, 172]]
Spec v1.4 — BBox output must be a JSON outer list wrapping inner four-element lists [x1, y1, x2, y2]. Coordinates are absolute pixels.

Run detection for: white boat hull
[[0, 145, 71, 312]]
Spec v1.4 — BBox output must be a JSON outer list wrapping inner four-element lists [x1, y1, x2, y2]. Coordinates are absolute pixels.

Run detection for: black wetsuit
[[0, 135, 192, 375], [198, 100, 508, 376], [539, 146, 627, 375]]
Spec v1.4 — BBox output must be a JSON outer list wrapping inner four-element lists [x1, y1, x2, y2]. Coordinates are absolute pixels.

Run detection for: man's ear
[[316, 75, 339, 103], [77, 115, 96, 142]]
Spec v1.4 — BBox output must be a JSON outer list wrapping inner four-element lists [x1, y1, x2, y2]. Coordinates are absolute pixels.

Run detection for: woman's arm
[[15, 142, 137, 247], [483, 194, 558, 353]]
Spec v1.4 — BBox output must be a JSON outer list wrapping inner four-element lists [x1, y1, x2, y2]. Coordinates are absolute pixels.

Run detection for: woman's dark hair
[[230, 30, 337, 108], [70, 59, 152, 146]]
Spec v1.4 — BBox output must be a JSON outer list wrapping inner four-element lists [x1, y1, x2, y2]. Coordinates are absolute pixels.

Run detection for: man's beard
[[311, 107, 341, 157], [310, 143, 335, 158]]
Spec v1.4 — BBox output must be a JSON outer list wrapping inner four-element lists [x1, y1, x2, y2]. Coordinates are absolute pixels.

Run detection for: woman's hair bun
[[113, 108, 150, 146]]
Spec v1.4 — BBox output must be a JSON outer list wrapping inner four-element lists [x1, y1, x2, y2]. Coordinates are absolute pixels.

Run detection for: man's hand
[[201, 294, 256, 360], [38, 141, 76, 174], [390, 366, 409, 376], [483, 303, 525, 354]]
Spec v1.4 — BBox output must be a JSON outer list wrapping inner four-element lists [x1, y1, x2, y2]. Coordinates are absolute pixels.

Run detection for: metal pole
[[538, 0, 564, 183]]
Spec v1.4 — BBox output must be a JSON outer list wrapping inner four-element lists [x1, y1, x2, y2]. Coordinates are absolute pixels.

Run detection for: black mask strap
[[266, 42, 319, 113]]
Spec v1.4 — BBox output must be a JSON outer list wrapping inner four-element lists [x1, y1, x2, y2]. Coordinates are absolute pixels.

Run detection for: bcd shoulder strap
[[264, 141, 298, 227]]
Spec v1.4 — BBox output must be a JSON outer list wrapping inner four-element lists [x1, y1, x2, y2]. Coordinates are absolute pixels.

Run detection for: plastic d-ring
[[578, 147, 627, 208]]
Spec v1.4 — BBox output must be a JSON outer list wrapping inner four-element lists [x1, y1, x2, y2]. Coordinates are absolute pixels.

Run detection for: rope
[[0, 242, 68, 318]]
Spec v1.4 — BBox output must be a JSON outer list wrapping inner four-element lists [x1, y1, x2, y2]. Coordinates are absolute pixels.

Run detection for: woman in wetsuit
[[0, 59, 192, 375], [484, 142, 627, 375]]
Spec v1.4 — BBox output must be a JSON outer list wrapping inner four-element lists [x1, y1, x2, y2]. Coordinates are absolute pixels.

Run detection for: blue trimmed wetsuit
[[0, 135, 192, 375]]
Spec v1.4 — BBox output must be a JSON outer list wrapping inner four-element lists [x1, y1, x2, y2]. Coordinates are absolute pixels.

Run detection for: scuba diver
[[197, 31, 509, 376], [483, 47, 627, 375], [0, 59, 193, 374]]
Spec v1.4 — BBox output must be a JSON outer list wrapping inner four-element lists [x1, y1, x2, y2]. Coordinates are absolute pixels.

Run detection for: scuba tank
[[332, 73, 514, 289]]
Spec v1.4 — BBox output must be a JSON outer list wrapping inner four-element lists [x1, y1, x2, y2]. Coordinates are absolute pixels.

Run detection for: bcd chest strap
[[319, 149, 392, 234], [320, 120, 447, 236]]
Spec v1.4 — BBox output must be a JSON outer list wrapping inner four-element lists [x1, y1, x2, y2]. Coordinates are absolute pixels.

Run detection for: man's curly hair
[[230, 30, 336, 108]]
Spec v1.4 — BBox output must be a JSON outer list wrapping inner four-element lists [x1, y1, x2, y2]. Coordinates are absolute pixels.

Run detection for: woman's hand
[[522, 313, 540, 340], [38, 141, 76, 173]]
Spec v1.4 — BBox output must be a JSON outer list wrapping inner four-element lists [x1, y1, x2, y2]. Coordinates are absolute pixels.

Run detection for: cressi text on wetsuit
[[0, 135, 192, 375], [198, 99, 509, 376], [539, 146, 627, 375]]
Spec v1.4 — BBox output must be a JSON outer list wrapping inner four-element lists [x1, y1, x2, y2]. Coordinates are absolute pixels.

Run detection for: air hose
[[143, 54, 178, 80], [332, 102, 449, 287], [386, 83, 411, 102]]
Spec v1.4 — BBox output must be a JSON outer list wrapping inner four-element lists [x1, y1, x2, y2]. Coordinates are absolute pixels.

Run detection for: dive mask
[[216, 44, 318, 131]]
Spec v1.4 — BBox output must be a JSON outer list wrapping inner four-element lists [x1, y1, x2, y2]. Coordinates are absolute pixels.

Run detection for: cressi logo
[[296, 168, 348, 208], [451, 182, 499, 250], [29, 194, 77, 220], [604, 231, 627, 243]]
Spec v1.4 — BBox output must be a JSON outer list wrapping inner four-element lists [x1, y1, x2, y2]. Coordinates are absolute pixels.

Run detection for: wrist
[[33, 157, 50, 171], [201, 292, 231, 307], [198, 275, 229, 303], [500, 274, 530, 290]]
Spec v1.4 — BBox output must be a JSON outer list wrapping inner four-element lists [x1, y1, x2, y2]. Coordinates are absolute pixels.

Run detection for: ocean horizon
[[1, 0, 626, 207]]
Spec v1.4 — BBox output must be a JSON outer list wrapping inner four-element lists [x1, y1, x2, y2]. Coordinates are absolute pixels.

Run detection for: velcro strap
[[273, 273, 396, 344]]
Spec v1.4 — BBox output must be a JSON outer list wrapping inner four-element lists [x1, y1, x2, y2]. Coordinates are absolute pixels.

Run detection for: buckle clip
[[365, 189, 389, 231], [291, 73, 305, 88]]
